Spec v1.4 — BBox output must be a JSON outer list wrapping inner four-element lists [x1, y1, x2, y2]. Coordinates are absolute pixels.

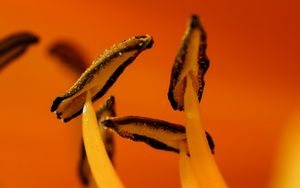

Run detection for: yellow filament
[[82, 91, 124, 188], [179, 142, 201, 188], [88, 177, 98, 188], [184, 75, 227, 188], [270, 111, 300, 188]]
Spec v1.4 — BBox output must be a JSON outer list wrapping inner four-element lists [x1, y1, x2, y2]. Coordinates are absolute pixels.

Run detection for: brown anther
[[51, 35, 154, 122], [49, 41, 87, 74], [0, 32, 39, 70], [101, 116, 214, 154], [168, 15, 209, 111]]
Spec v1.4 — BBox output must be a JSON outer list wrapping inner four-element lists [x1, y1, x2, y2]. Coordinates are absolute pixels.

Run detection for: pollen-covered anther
[[51, 35, 154, 122], [168, 15, 209, 111], [49, 41, 87, 74], [101, 116, 214, 154]]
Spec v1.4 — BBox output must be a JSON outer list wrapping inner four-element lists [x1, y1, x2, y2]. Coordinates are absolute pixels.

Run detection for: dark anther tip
[[167, 91, 179, 111], [17, 32, 39, 43], [56, 112, 62, 119], [15, 32, 39, 45], [28, 34, 39, 44], [205, 131, 215, 154], [107, 95, 115, 105], [135, 35, 147, 39], [51, 96, 63, 112], [63, 118, 70, 123], [139, 35, 154, 49], [101, 119, 114, 128], [190, 14, 200, 28], [145, 38, 154, 49]]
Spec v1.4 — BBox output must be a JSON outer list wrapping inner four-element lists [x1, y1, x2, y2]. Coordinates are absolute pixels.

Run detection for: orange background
[[0, 0, 299, 187]]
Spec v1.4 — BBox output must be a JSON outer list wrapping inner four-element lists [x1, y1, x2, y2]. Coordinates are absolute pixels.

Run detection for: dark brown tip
[[134, 35, 148, 39], [136, 35, 154, 49], [96, 95, 116, 119], [106, 96, 115, 109], [145, 37, 154, 49], [101, 119, 115, 128], [205, 131, 215, 153], [51, 96, 63, 112], [190, 15, 200, 28]]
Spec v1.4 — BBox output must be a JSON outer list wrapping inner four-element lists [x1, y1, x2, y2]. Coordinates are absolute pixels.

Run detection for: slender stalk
[[184, 75, 227, 188], [270, 112, 300, 188], [179, 142, 201, 188], [82, 91, 124, 188], [88, 178, 98, 188]]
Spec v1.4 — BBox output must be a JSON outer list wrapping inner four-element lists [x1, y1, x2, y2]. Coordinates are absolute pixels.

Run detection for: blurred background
[[0, 0, 299, 187]]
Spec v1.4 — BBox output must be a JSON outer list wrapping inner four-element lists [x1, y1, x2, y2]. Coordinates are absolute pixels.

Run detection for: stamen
[[49, 41, 87, 74], [48, 41, 117, 186], [169, 15, 227, 188], [101, 116, 214, 154], [51, 35, 154, 122], [0, 32, 38, 70], [168, 15, 227, 188]]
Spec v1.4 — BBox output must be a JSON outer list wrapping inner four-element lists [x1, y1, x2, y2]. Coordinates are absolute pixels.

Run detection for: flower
[[0, 1, 298, 187], [50, 15, 227, 188]]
